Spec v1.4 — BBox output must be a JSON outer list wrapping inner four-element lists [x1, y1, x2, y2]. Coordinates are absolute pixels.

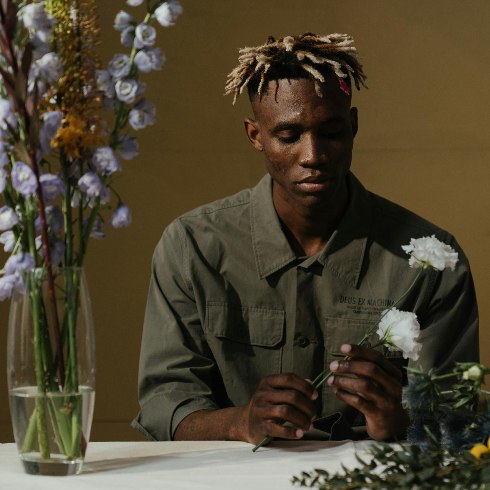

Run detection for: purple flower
[[83, 216, 105, 240], [153, 1, 183, 27], [134, 23, 156, 49], [36, 235, 65, 265], [147, 47, 165, 70], [0, 99, 17, 132], [0, 140, 10, 167], [95, 70, 116, 98], [0, 274, 19, 300], [0, 231, 15, 252], [115, 79, 138, 104], [78, 172, 103, 197], [70, 191, 89, 208], [114, 11, 134, 31], [109, 203, 131, 228], [92, 147, 121, 175], [129, 98, 156, 130], [5, 252, 35, 275], [11, 162, 38, 198], [40, 173, 66, 201], [116, 134, 139, 160], [121, 26, 135, 47], [108, 54, 131, 80], [40, 111, 63, 154], [35, 205, 64, 233], [134, 50, 152, 73], [0, 167, 8, 193], [0, 206, 19, 230]]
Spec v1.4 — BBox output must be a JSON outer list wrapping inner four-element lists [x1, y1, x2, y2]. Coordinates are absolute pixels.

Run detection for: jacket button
[[298, 336, 310, 348]]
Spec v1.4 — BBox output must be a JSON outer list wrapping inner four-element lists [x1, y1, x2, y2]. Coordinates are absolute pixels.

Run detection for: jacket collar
[[250, 172, 372, 289]]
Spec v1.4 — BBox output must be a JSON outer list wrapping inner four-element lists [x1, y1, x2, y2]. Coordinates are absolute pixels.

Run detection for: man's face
[[246, 76, 358, 210]]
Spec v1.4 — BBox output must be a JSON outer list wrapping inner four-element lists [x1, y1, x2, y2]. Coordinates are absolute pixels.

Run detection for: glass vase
[[7, 267, 96, 476]]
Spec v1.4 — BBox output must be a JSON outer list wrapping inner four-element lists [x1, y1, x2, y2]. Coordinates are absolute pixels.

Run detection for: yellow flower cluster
[[470, 437, 490, 459], [51, 112, 103, 159], [42, 0, 103, 158]]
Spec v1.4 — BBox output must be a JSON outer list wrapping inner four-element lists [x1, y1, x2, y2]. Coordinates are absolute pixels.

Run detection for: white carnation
[[127, 0, 144, 5], [153, 1, 183, 27], [402, 235, 459, 271], [376, 308, 421, 361]]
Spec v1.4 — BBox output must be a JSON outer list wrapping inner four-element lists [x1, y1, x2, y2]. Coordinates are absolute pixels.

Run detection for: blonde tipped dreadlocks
[[225, 33, 367, 104]]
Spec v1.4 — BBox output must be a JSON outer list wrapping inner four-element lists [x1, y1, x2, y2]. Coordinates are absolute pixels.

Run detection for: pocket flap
[[206, 303, 285, 347]]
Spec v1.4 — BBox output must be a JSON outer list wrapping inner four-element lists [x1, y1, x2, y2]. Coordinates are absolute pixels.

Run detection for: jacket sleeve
[[410, 234, 479, 387], [131, 220, 220, 441]]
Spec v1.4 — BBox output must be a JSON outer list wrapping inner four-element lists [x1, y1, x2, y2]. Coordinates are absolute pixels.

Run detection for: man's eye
[[277, 134, 299, 143], [320, 129, 343, 139]]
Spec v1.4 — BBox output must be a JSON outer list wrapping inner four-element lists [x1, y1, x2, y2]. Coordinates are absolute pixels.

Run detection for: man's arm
[[133, 220, 318, 442], [174, 374, 318, 443]]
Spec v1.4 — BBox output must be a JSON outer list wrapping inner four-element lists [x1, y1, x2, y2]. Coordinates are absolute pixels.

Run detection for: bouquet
[[0, 0, 182, 468]]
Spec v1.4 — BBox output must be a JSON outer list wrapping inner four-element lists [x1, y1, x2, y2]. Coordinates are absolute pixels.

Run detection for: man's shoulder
[[176, 186, 252, 222], [368, 190, 451, 239]]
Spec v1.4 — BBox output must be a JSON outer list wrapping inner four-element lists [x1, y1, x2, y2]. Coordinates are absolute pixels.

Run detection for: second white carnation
[[376, 308, 421, 361]]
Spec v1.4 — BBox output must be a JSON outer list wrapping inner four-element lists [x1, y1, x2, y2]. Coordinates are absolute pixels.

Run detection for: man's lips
[[295, 174, 337, 192], [298, 175, 329, 184]]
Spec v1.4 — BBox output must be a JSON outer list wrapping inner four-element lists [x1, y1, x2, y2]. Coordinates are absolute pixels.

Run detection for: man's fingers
[[256, 403, 313, 432], [267, 373, 318, 401], [264, 420, 306, 441], [327, 374, 395, 409], [256, 388, 316, 422], [329, 359, 402, 398], [332, 387, 377, 415], [340, 344, 403, 383]]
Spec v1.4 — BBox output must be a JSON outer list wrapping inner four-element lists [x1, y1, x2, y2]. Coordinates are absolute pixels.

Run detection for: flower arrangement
[[0, 0, 182, 466], [253, 234, 460, 451], [292, 363, 490, 489]]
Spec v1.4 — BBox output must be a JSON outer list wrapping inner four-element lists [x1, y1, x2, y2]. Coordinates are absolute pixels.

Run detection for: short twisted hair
[[225, 32, 367, 104]]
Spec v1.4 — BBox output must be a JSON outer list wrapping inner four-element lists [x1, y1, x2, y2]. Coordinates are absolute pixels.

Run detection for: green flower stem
[[47, 399, 66, 456], [20, 408, 38, 453], [25, 203, 50, 459], [253, 267, 428, 452]]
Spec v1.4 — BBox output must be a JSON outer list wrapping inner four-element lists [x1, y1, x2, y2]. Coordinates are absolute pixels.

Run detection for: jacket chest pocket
[[205, 302, 285, 406], [322, 317, 404, 422]]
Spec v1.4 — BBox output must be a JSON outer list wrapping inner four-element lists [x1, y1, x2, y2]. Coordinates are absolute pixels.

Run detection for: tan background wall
[[1, 0, 489, 442]]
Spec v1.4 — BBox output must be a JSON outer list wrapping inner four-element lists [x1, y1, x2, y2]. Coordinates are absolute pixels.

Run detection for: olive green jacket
[[132, 172, 479, 441]]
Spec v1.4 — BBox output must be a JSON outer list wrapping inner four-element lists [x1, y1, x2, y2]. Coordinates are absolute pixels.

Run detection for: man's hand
[[327, 343, 408, 441], [240, 373, 318, 445]]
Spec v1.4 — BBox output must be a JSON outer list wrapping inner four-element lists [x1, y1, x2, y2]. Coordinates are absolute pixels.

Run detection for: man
[[132, 33, 479, 445]]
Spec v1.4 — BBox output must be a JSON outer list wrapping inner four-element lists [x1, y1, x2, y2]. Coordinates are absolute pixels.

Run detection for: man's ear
[[244, 118, 263, 152], [350, 107, 358, 138]]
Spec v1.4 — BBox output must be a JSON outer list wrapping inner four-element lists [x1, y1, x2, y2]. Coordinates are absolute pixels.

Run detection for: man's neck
[[272, 179, 349, 257]]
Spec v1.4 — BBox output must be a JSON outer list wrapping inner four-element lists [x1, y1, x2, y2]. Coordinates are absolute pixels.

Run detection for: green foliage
[[292, 443, 490, 489]]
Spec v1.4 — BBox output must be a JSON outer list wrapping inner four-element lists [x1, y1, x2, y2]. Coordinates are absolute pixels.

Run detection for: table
[[0, 439, 379, 489]]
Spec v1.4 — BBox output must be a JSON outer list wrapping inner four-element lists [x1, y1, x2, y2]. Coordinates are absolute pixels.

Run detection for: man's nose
[[299, 134, 328, 166]]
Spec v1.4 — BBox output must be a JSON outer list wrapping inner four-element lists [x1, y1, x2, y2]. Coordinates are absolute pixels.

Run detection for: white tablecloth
[[0, 439, 379, 489]]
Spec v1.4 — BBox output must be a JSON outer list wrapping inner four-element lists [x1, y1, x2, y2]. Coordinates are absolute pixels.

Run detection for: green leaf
[[398, 472, 416, 485], [482, 464, 490, 482], [314, 469, 329, 477], [417, 468, 435, 481]]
